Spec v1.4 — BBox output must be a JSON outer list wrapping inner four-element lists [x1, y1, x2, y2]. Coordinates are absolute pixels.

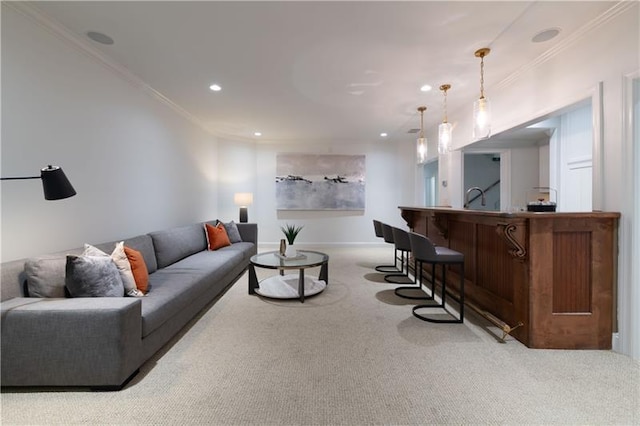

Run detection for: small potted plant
[[281, 223, 303, 257]]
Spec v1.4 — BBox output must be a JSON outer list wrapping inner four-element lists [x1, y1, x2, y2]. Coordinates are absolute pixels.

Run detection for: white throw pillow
[[83, 242, 145, 297]]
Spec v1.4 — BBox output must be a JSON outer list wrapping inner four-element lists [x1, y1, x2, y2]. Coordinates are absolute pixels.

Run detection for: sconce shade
[[41, 165, 77, 200], [1, 164, 76, 200]]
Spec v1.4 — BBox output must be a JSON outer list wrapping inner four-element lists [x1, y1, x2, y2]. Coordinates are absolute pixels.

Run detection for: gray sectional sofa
[[0, 220, 257, 390]]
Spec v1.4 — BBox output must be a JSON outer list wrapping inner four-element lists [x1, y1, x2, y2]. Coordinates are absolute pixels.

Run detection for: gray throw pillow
[[218, 220, 243, 243], [65, 255, 125, 297], [25, 256, 67, 298]]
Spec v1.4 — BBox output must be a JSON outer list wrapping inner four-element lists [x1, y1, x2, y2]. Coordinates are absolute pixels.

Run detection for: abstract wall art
[[276, 154, 365, 210]]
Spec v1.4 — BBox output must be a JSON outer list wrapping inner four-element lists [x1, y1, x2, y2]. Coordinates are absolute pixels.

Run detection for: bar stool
[[385, 226, 415, 284], [373, 221, 401, 273], [392, 227, 433, 299], [409, 232, 465, 323]]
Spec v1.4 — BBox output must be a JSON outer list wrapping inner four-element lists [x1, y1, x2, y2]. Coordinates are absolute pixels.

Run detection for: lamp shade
[[41, 165, 76, 200], [416, 137, 427, 165], [438, 122, 452, 154], [473, 48, 492, 140], [416, 106, 427, 165], [233, 192, 253, 207], [473, 97, 491, 140]]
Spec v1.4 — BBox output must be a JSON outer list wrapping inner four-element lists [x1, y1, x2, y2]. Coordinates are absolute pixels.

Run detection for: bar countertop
[[398, 206, 620, 219]]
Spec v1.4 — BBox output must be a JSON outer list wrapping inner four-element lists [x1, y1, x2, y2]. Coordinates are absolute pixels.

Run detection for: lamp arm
[[1, 176, 41, 180]]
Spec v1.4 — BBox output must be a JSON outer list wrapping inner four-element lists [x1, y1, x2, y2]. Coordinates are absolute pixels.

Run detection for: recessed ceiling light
[[532, 28, 561, 43], [380, 133, 388, 137], [86, 31, 114, 45], [420, 85, 432, 92], [209, 84, 222, 92], [254, 132, 262, 137]]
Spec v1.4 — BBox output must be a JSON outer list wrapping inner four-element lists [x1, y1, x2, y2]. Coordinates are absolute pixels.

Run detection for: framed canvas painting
[[276, 154, 365, 210]]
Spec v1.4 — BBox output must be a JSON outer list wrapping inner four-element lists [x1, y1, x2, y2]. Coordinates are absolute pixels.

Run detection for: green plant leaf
[[280, 223, 304, 245]]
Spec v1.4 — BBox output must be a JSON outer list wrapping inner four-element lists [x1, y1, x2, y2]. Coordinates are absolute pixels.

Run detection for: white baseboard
[[612, 332, 620, 353], [258, 242, 388, 249]]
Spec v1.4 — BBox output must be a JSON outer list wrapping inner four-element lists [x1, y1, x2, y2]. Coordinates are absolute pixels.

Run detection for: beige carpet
[[2, 246, 639, 425]]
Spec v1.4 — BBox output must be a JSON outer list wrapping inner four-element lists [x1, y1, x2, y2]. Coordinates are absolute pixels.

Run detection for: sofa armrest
[[1, 297, 142, 388], [237, 223, 258, 245]]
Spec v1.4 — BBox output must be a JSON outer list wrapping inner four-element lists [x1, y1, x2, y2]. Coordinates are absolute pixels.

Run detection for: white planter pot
[[284, 244, 297, 258]]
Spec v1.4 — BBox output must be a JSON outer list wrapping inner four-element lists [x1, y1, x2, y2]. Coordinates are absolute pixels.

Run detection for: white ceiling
[[30, 1, 617, 144]]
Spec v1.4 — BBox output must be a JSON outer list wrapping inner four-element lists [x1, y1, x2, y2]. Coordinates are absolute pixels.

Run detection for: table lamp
[[234, 192, 253, 223]]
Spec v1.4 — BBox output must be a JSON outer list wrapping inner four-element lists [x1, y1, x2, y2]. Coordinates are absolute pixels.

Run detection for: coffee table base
[[255, 274, 327, 300]]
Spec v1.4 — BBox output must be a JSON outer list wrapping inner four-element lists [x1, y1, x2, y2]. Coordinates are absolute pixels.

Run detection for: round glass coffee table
[[248, 250, 329, 303]]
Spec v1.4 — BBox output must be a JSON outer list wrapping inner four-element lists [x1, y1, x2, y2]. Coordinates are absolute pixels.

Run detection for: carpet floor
[[2, 246, 639, 425]]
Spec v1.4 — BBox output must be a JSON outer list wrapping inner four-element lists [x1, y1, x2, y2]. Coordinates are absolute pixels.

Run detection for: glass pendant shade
[[438, 122, 452, 154], [473, 97, 491, 140], [416, 106, 427, 165], [416, 137, 427, 164], [473, 48, 492, 140]]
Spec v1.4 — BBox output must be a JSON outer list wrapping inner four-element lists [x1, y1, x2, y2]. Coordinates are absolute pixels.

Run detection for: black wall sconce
[[1, 165, 77, 200]]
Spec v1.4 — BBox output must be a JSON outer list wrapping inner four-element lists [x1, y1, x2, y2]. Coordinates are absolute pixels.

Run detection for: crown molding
[[3, 1, 223, 139], [496, 1, 637, 90]]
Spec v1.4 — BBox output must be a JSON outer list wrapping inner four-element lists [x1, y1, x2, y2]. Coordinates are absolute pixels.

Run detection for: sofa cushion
[[96, 235, 157, 274], [65, 255, 125, 297], [218, 220, 243, 243], [24, 256, 67, 298], [216, 242, 257, 261], [205, 223, 231, 250], [140, 250, 243, 337], [149, 224, 207, 269], [124, 246, 149, 294], [83, 242, 143, 297]]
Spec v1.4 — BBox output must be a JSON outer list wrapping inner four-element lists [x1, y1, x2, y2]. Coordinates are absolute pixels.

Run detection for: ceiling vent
[[407, 128, 420, 134]]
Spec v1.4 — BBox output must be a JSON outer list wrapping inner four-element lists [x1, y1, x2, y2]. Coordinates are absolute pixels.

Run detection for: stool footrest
[[413, 305, 463, 324], [375, 265, 400, 273], [384, 274, 414, 284], [394, 286, 433, 300]]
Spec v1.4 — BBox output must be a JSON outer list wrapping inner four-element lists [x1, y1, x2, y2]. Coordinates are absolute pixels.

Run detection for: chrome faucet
[[465, 186, 486, 208]]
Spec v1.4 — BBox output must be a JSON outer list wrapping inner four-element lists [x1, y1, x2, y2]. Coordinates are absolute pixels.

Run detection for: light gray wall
[[1, 5, 219, 261], [510, 146, 540, 210], [216, 138, 415, 245]]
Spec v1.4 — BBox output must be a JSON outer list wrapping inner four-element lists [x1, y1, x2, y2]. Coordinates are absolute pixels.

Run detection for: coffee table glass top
[[250, 250, 328, 270]]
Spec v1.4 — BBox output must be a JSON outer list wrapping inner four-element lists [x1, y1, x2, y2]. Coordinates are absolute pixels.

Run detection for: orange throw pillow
[[205, 223, 231, 250], [124, 246, 149, 294]]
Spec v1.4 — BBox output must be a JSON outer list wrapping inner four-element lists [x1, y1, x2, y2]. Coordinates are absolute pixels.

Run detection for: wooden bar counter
[[399, 206, 620, 349]]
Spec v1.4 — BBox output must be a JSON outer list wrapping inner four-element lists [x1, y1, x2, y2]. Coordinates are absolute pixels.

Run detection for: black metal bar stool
[[409, 232, 465, 323], [392, 227, 434, 299], [385, 226, 415, 284], [373, 220, 401, 273]]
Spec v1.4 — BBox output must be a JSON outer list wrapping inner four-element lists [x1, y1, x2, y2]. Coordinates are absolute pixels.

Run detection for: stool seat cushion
[[434, 246, 464, 263]]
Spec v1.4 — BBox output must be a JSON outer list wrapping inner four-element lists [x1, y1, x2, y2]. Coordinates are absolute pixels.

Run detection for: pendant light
[[473, 48, 491, 140], [416, 106, 427, 164], [438, 84, 452, 154]]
